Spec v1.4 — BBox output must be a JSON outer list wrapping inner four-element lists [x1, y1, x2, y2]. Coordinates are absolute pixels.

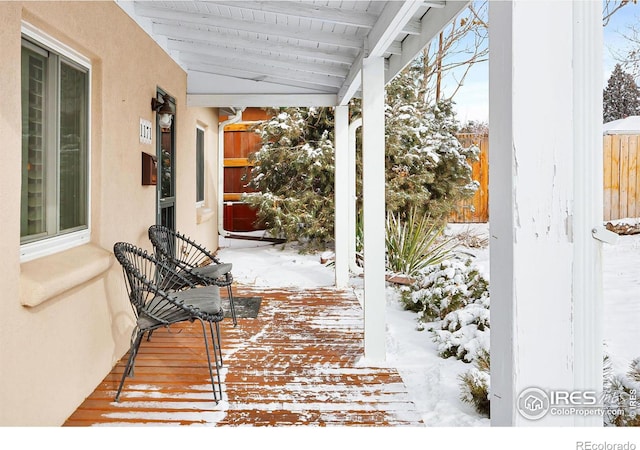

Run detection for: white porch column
[[361, 56, 386, 362], [489, 1, 603, 426], [348, 118, 363, 274], [334, 105, 350, 288], [572, 0, 604, 427], [488, 1, 516, 424]]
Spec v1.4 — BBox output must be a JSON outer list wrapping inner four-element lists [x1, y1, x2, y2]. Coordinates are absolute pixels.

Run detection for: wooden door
[[222, 108, 270, 232]]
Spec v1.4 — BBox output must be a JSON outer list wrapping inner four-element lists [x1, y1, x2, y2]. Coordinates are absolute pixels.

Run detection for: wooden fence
[[450, 133, 489, 223], [445, 133, 640, 224], [604, 134, 640, 221]]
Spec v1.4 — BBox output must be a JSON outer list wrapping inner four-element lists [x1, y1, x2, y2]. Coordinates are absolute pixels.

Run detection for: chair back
[[113, 242, 197, 326], [149, 225, 219, 269], [147, 224, 175, 262]]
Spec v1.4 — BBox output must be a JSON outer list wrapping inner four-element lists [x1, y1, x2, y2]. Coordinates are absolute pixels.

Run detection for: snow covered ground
[[33, 224, 639, 447], [603, 227, 640, 376], [218, 226, 490, 426], [217, 222, 640, 431]]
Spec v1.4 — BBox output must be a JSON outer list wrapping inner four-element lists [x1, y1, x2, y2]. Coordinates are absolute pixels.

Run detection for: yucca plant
[[354, 208, 365, 268], [356, 208, 364, 253], [385, 208, 455, 277]]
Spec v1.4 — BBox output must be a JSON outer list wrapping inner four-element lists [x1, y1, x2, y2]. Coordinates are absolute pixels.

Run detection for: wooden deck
[[64, 286, 423, 426]]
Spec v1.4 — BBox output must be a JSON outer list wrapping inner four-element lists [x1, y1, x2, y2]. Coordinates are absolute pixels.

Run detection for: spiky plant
[[385, 208, 455, 277]]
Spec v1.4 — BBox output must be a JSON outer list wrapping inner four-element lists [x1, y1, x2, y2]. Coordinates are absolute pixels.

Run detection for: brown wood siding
[[224, 203, 262, 231], [240, 107, 271, 122], [224, 128, 262, 159]]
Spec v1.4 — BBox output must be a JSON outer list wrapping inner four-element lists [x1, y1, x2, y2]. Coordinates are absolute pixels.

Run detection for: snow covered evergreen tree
[[603, 63, 640, 122], [459, 120, 489, 134], [244, 107, 336, 250], [384, 76, 478, 217], [245, 64, 478, 249]]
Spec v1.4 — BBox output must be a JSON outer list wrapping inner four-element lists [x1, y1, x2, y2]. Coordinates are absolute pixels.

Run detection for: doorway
[[156, 89, 176, 230]]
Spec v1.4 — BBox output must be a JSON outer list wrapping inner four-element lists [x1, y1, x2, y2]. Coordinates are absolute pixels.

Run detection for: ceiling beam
[[386, 0, 470, 83], [338, 0, 423, 105], [187, 93, 338, 108], [177, 48, 348, 78], [403, 19, 422, 35], [188, 66, 338, 94], [337, 65, 362, 106], [367, 0, 425, 57], [167, 35, 354, 66], [337, 54, 390, 106], [185, 60, 343, 90], [425, 1, 447, 8]]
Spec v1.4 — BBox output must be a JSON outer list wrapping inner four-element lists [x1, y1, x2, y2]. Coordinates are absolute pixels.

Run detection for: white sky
[[448, 2, 640, 124]]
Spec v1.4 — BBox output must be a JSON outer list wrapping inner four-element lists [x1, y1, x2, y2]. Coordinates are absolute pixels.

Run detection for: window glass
[[21, 45, 48, 239], [59, 61, 88, 231], [20, 37, 89, 247], [160, 132, 173, 199]]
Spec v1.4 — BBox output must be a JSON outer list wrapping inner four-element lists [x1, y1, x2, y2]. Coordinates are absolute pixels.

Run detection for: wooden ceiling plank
[[137, 3, 365, 50]]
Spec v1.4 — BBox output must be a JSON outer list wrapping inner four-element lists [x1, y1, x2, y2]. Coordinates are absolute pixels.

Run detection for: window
[[196, 127, 205, 205], [20, 28, 90, 261]]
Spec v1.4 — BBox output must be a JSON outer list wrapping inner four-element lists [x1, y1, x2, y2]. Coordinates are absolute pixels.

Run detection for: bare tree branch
[[604, 0, 637, 27], [416, 1, 488, 105], [612, 9, 640, 79]]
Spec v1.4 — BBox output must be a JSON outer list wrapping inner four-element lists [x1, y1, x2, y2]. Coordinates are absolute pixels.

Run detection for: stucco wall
[[0, 1, 220, 425]]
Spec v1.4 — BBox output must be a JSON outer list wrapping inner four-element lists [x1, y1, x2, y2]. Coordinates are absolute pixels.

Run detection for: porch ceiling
[[116, 0, 469, 108]]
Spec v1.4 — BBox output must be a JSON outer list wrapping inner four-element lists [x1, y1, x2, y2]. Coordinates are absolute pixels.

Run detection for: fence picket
[[603, 134, 640, 221], [636, 136, 640, 219], [611, 137, 621, 220], [603, 136, 613, 221], [628, 137, 637, 218], [620, 137, 629, 219]]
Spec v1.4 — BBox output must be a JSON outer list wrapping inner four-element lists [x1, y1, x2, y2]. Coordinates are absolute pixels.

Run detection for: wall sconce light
[[151, 93, 175, 130]]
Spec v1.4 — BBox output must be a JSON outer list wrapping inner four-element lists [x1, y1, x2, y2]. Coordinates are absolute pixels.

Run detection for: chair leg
[[227, 284, 237, 327], [209, 321, 224, 399], [215, 322, 224, 367], [115, 328, 144, 402], [196, 318, 221, 404], [209, 322, 223, 368]]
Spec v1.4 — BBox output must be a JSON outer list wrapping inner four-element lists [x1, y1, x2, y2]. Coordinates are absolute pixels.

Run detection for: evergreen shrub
[[401, 258, 489, 321], [459, 350, 491, 417]]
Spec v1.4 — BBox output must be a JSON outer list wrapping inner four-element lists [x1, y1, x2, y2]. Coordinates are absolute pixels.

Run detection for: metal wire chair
[[113, 242, 225, 403], [148, 225, 237, 326]]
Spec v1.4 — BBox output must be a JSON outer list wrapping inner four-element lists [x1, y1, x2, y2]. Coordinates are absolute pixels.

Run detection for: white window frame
[[20, 22, 92, 263], [196, 125, 206, 208]]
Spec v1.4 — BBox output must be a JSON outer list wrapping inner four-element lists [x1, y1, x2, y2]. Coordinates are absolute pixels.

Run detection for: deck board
[[64, 287, 423, 427]]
